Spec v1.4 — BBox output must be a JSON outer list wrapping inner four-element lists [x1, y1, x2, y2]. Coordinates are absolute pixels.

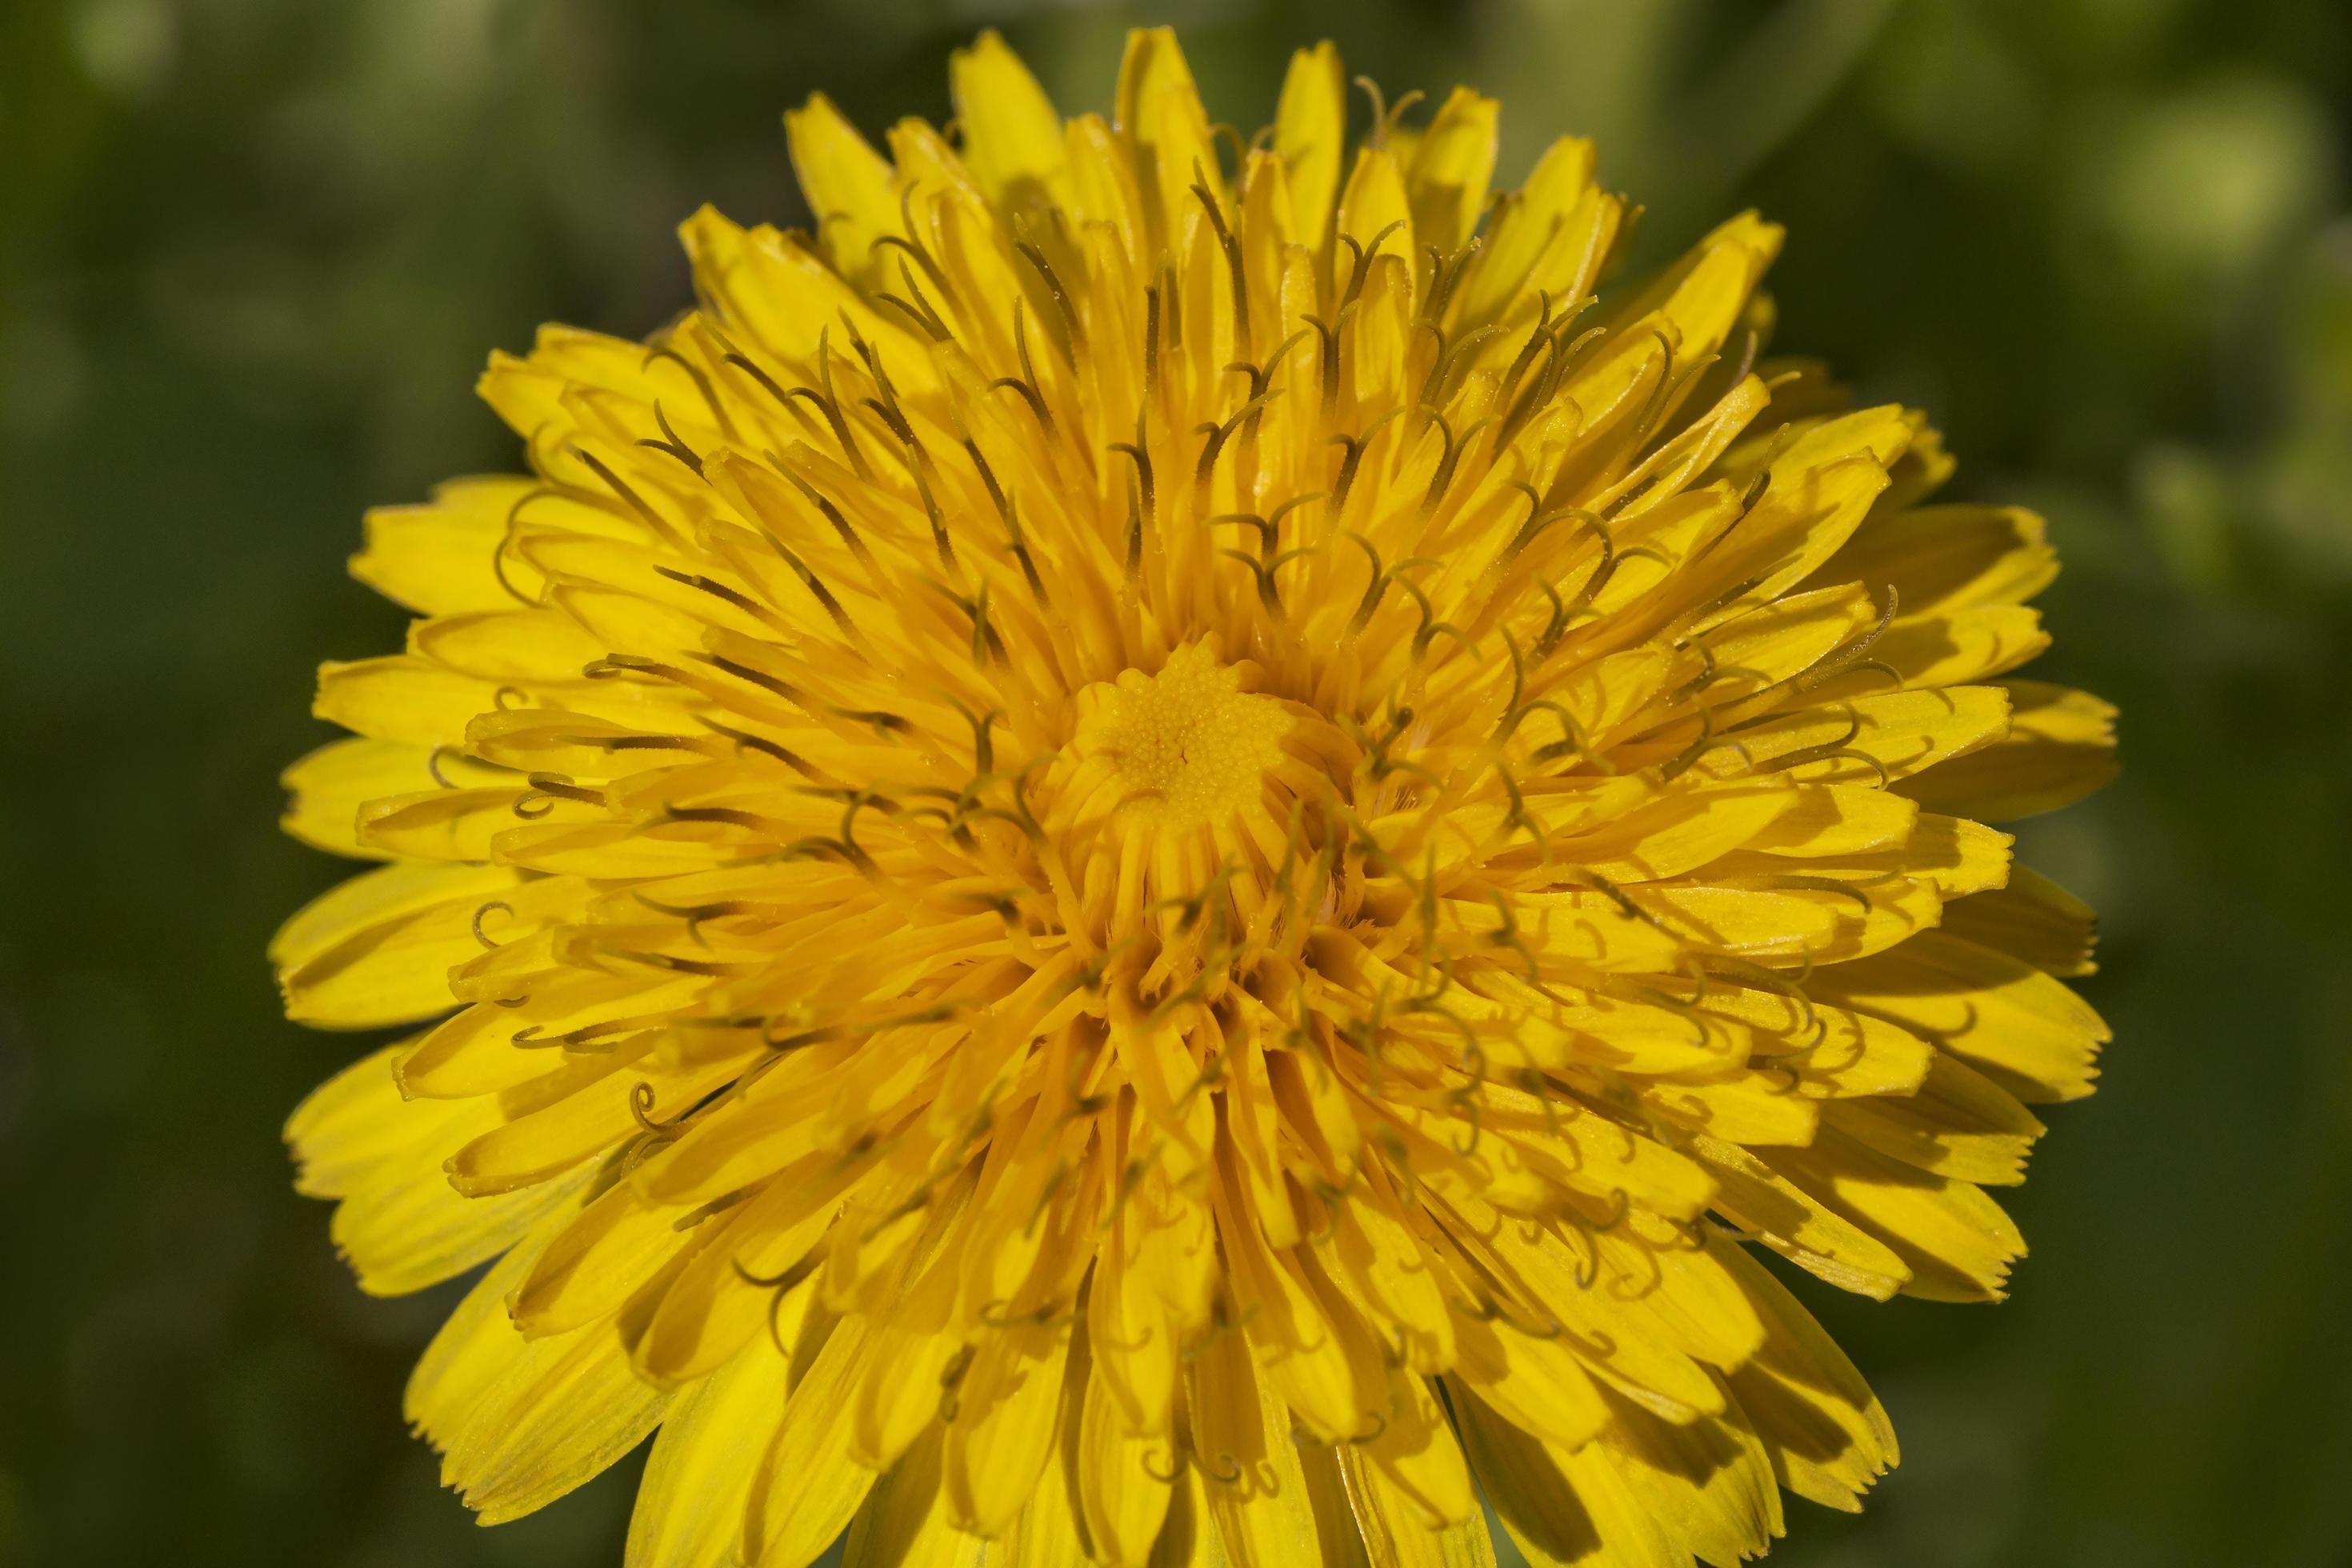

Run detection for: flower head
[[278, 29, 2114, 1566]]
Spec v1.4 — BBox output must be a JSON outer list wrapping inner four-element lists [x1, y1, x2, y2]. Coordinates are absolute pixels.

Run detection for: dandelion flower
[[278, 29, 2116, 1567]]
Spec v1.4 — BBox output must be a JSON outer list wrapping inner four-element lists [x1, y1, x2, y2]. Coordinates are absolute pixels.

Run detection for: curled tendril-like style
[[1692, 949, 1818, 1036], [1752, 702, 1891, 788], [1337, 222, 1406, 320], [421, 745, 466, 790], [629, 1081, 691, 1138], [470, 900, 514, 950], [632, 399, 704, 477], [1342, 531, 1390, 635], [1606, 1235, 1666, 1302], [1424, 412, 1498, 521], [1798, 586, 1903, 693], [1206, 510, 1275, 551], [1326, 406, 1403, 517], [1661, 705, 1753, 782], [1524, 698, 1613, 773], [1494, 289, 1557, 398], [1566, 1222, 1605, 1290], [1353, 76, 1424, 149], [1138, 1446, 1187, 1485], [1553, 866, 1662, 934], [1383, 571, 1478, 663], [1510, 1304, 1568, 1341], [1198, 1451, 1246, 1486], [1422, 321, 1502, 414], [976, 1296, 1071, 1330], [1189, 169, 1251, 350]]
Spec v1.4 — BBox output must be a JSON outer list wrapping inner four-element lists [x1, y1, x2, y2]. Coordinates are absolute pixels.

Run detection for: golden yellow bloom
[[278, 29, 2116, 1566]]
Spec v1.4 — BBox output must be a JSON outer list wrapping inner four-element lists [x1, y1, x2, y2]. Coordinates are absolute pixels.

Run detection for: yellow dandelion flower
[[278, 28, 2118, 1567]]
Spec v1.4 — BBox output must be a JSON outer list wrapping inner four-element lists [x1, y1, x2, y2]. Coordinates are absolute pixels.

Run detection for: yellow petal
[[785, 92, 903, 283], [1335, 1434, 1497, 1568], [1456, 1210, 1730, 1423], [1452, 135, 1608, 332], [746, 1310, 883, 1568], [1938, 866, 2099, 977], [840, 1427, 1002, 1568], [1116, 27, 1220, 256], [1714, 686, 2012, 786], [626, 1336, 796, 1567], [1672, 406, 1913, 627], [1592, 212, 1783, 366], [448, 1041, 749, 1198], [1713, 1243, 1896, 1513], [1688, 582, 1881, 702], [288, 1043, 586, 1295], [1188, 1328, 1324, 1566], [1448, 1313, 1611, 1449], [401, 970, 710, 1099], [633, 1163, 856, 1386], [406, 1234, 676, 1525], [410, 606, 609, 682], [1690, 1134, 1913, 1300], [356, 784, 557, 862], [1358, 1365, 1475, 1526], [852, 1314, 966, 1474], [1817, 930, 2107, 1103], [1450, 1381, 1678, 1568], [1274, 43, 1346, 247], [1215, 1151, 1375, 1444], [1883, 811, 2013, 898], [281, 738, 434, 858], [1819, 503, 2058, 614], [1555, 785, 1802, 882], [1062, 113, 1148, 262], [1596, 1388, 1783, 1566], [999, 1435, 1090, 1568], [1648, 1072, 1821, 1146], [1406, 88, 1498, 258], [950, 30, 1070, 214], [1862, 603, 2050, 690], [679, 206, 932, 379], [1763, 1128, 2026, 1302], [351, 477, 543, 615], [514, 1179, 698, 1337], [1085, 1209, 1179, 1434], [1742, 784, 1918, 858], [1076, 1336, 1175, 1567], [1822, 1050, 2046, 1186], [1895, 679, 2118, 822], [314, 654, 512, 747], [943, 1318, 1075, 1535], [275, 862, 534, 1028], [1335, 146, 1413, 282], [1314, 1190, 1454, 1374]]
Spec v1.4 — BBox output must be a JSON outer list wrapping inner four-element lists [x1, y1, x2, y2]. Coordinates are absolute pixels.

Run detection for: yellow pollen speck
[[1078, 641, 1290, 830]]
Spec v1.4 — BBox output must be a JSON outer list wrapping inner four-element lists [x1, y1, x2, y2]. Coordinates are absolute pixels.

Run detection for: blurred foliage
[[3, 0, 2350, 1563]]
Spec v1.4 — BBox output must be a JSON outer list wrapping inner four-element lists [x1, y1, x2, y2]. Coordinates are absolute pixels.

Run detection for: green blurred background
[[4, 0, 2350, 1562]]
